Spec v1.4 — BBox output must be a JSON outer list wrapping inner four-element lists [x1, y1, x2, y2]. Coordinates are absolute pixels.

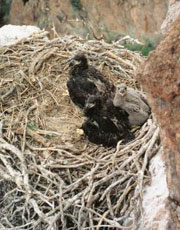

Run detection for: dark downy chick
[[67, 53, 115, 109], [82, 95, 134, 147]]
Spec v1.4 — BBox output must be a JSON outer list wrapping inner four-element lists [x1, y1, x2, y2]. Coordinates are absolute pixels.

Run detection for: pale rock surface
[[0, 24, 40, 46], [142, 149, 170, 230], [161, 0, 180, 34]]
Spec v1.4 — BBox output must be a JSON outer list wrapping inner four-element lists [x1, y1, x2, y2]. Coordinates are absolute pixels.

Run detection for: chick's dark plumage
[[67, 53, 135, 147], [82, 95, 134, 147], [67, 53, 115, 108]]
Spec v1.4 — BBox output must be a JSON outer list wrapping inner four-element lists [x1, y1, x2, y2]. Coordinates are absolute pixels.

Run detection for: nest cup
[[0, 31, 160, 229]]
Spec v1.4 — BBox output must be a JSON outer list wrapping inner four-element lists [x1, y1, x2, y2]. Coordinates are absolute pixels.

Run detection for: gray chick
[[113, 83, 150, 127]]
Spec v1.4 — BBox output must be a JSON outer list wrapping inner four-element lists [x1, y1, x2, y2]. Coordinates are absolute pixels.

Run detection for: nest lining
[[0, 31, 160, 230]]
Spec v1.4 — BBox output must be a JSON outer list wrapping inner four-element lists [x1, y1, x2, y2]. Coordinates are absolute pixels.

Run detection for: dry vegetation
[[0, 30, 160, 230]]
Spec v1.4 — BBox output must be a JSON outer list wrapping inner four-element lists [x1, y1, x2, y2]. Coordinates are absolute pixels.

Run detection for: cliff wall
[[9, 0, 168, 43]]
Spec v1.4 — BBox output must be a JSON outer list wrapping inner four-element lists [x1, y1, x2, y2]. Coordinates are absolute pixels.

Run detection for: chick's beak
[[119, 91, 126, 96], [69, 59, 75, 67], [85, 102, 95, 110], [118, 88, 126, 97]]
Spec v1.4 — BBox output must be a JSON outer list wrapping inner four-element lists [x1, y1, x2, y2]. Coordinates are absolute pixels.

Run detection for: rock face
[[138, 15, 180, 229], [142, 149, 170, 230], [161, 0, 180, 34], [9, 0, 168, 43]]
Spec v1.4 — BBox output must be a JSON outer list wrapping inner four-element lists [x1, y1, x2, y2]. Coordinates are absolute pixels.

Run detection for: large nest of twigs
[[0, 30, 160, 230]]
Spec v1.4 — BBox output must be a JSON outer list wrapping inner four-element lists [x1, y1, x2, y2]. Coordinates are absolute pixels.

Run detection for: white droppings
[[0, 25, 41, 46]]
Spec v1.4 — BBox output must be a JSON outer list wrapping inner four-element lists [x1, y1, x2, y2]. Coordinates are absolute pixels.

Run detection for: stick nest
[[0, 31, 160, 230]]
